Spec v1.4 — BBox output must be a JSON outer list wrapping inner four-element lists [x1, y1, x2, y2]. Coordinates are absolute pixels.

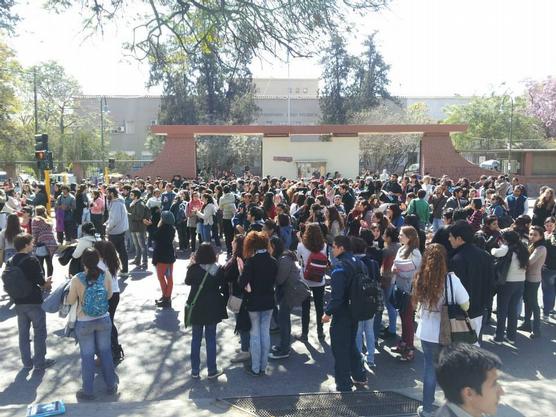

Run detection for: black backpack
[[2, 254, 35, 299], [345, 258, 381, 321]]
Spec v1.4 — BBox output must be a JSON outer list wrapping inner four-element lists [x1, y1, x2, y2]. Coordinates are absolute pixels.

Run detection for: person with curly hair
[[532, 187, 555, 227], [295, 223, 328, 342], [413, 244, 470, 417]]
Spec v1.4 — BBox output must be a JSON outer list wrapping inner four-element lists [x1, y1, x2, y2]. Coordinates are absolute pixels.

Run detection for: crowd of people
[[1, 170, 554, 416]]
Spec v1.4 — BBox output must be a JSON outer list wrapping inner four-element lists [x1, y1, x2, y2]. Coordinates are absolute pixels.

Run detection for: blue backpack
[[78, 272, 109, 317]]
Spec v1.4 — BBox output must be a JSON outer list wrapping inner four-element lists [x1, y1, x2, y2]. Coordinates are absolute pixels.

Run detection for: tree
[[46, 0, 389, 69], [0, 1, 19, 35], [319, 34, 352, 124], [443, 94, 545, 151], [145, 133, 166, 158], [356, 103, 431, 174], [350, 32, 393, 113], [527, 78, 556, 139]]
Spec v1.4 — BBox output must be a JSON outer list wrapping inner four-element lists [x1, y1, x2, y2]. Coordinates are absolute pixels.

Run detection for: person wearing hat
[[147, 210, 176, 308]]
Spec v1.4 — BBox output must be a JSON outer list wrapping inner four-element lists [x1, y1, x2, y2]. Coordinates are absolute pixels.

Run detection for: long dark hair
[[94, 241, 120, 276], [82, 248, 102, 281], [5, 214, 22, 243], [225, 234, 245, 270], [501, 230, 529, 269]]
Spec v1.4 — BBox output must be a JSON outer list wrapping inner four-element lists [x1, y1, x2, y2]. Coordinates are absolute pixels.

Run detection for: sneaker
[[417, 405, 434, 417], [76, 390, 96, 401], [141, 264, 148, 270], [269, 350, 290, 360], [106, 384, 118, 395], [504, 337, 516, 345], [491, 337, 504, 345], [363, 360, 376, 373], [352, 377, 367, 386], [399, 350, 415, 361], [294, 333, 308, 343], [530, 332, 541, 339], [191, 372, 200, 379], [208, 369, 224, 379], [244, 367, 260, 377], [35, 359, 56, 370], [230, 351, 250, 363]]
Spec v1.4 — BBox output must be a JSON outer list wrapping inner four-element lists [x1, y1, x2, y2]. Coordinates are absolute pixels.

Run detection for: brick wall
[[134, 135, 196, 179], [421, 133, 494, 179]]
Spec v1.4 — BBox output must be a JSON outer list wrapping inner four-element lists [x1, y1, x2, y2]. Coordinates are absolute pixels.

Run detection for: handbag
[[439, 273, 478, 346], [35, 243, 49, 257], [183, 270, 209, 328], [494, 249, 513, 287], [227, 287, 243, 314]]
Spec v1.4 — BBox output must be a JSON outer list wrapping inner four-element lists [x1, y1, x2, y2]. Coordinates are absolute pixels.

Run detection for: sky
[[7, 0, 556, 97]]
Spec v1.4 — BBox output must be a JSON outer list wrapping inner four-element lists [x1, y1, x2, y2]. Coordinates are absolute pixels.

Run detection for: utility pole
[[33, 67, 38, 134], [287, 47, 291, 126], [508, 97, 514, 174]]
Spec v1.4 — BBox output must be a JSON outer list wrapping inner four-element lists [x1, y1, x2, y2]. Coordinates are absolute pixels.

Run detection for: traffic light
[[108, 158, 115, 170], [46, 151, 54, 170], [34, 133, 48, 152]]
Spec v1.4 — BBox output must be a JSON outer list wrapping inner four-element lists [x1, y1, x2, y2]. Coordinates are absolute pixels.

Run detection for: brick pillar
[[135, 134, 196, 179], [522, 151, 534, 176], [421, 132, 494, 179]]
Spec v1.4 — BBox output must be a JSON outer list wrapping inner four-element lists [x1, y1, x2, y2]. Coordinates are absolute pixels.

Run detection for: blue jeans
[[356, 319, 375, 363], [15, 304, 47, 368], [495, 281, 524, 341], [200, 224, 212, 243], [131, 231, 148, 264], [75, 316, 116, 395], [432, 218, 443, 234], [191, 324, 217, 374], [374, 284, 397, 334], [542, 267, 556, 315], [248, 310, 273, 373], [422, 340, 441, 413]]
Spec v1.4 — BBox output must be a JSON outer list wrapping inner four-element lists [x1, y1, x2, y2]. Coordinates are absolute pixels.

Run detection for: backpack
[[303, 251, 328, 282], [78, 272, 109, 317], [1, 254, 35, 299], [345, 258, 381, 321]]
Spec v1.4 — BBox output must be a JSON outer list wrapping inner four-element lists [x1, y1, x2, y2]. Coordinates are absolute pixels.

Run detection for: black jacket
[[185, 264, 228, 325], [152, 224, 176, 265], [239, 251, 277, 311], [11, 253, 45, 305], [325, 251, 359, 317], [448, 243, 494, 319]]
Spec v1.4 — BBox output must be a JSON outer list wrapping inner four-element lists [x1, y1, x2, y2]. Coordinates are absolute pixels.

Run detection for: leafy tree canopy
[[526, 77, 556, 139]]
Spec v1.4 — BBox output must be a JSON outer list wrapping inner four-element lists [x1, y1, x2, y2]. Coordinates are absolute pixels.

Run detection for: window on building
[[303, 88, 308, 94], [295, 88, 300, 94], [125, 121, 135, 135]]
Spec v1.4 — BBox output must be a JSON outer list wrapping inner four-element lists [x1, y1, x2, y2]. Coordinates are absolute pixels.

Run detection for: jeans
[[235, 313, 250, 352], [541, 267, 556, 315], [248, 310, 273, 373], [432, 218, 443, 234], [156, 263, 173, 298], [131, 231, 148, 265], [330, 312, 366, 391], [374, 284, 397, 335], [211, 222, 221, 247], [190, 324, 217, 374], [278, 298, 292, 353], [109, 232, 128, 273], [108, 293, 120, 353], [75, 316, 116, 395], [523, 281, 541, 333], [36, 254, 53, 277], [63, 218, 77, 241], [356, 319, 375, 363], [495, 281, 524, 341], [421, 340, 441, 413], [301, 285, 325, 336], [200, 224, 212, 243], [15, 304, 47, 368], [223, 219, 234, 255]]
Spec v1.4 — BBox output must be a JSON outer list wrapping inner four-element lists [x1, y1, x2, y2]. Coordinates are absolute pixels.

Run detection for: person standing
[[149, 211, 176, 308], [31, 206, 58, 277], [185, 243, 227, 379], [160, 183, 176, 211], [219, 185, 237, 257], [239, 231, 278, 376], [0, 213, 23, 266], [55, 185, 77, 242], [105, 187, 129, 276], [90, 190, 106, 238], [520, 226, 547, 338], [67, 248, 117, 400], [322, 235, 366, 392], [505, 186, 527, 220], [406, 189, 430, 230], [413, 244, 470, 417], [8, 234, 55, 370], [128, 189, 150, 269]]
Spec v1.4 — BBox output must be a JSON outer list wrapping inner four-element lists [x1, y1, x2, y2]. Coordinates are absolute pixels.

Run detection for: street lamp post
[[100, 96, 108, 170]]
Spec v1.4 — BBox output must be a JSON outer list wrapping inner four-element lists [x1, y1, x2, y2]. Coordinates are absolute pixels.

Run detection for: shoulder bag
[[183, 270, 209, 328], [439, 273, 477, 346]]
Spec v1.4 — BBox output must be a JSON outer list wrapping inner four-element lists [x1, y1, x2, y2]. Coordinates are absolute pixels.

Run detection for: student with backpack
[[2, 233, 54, 370], [321, 235, 367, 392], [296, 223, 328, 342], [67, 247, 117, 400]]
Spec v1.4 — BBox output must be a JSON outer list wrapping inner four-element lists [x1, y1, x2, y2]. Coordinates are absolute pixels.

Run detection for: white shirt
[[416, 272, 469, 343], [98, 259, 120, 293], [491, 245, 526, 282], [296, 242, 328, 287]]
